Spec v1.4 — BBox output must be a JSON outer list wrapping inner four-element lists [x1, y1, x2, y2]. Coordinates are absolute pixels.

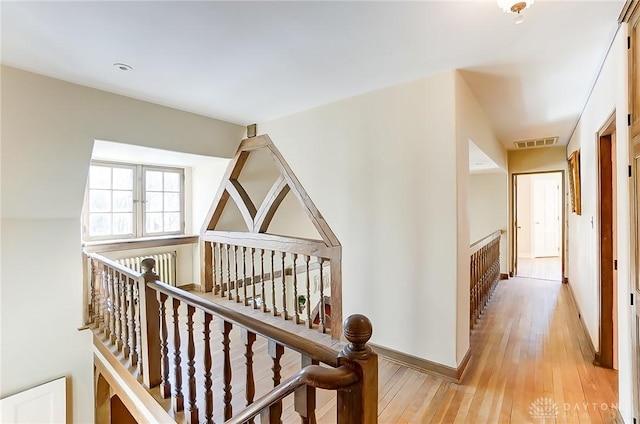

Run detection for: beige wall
[[260, 70, 507, 369], [0, 66, 244, 422], [469, 172, 508, 272], [455, 72, 507, 363], [565, 26, 634, 422], [261, 72, 461, 367], [509, 145, 568, 174], [456, 73, 507, 171]]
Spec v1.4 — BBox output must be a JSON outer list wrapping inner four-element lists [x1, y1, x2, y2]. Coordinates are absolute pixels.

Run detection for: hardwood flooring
[[517, 257, 563, 282], [99, 277, 619, 423], [194, 277, 618, 423], [370, 277, 618, 424]]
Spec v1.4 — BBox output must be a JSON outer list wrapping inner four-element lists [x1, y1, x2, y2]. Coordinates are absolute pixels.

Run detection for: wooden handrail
[[87, 252, 377, 423], [470, 230, 502, 254], [225, 365, 358, 424], [202, 230, 334, 258], [83, 235, 199, 254], [148, 280, 341, 366], [87, 252, 143, 280], [86, 252, 161, 388]]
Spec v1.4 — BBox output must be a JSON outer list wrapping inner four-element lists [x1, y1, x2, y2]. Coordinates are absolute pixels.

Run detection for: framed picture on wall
[[568, 150, 581, 215]]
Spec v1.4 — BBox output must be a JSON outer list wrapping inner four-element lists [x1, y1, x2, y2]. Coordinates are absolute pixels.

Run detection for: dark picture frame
[[568, 150, 581, 215]]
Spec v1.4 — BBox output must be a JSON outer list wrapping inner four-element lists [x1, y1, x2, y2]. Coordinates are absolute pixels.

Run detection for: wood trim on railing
[[88, 250, 376, 424], [139, 260, 162, 389], [202, 230, 334, 258], [148, 280, 341, 366], [470, 230, 501, 255], [83, 235, 199, 253], [225, 365, 358, 424]]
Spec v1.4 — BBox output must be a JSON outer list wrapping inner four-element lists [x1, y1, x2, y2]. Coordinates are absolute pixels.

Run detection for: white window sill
[[82, 235, 199, 253]]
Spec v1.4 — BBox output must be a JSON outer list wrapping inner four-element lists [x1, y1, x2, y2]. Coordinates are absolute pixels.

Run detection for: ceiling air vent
[[514, 136, 559, 149]]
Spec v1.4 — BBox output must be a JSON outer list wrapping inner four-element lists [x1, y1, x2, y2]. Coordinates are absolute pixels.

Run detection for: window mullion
[[136, 165, 144, 238]]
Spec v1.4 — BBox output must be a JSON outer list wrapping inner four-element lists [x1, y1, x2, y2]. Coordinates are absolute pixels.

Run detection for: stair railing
[[469, 230, 501, 330], [201, 233, 339, 337], [85, 252, 378, 423]]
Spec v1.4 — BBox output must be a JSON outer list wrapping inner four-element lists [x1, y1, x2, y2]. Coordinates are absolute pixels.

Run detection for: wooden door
[[598, 131, 616, 369]]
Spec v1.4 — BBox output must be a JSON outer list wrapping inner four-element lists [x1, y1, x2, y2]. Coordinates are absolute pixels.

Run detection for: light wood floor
[[517, 256, 563, 281], [101, 277, 618, 423], [191, 277, 618, 423], [370, 277, 619, 424]]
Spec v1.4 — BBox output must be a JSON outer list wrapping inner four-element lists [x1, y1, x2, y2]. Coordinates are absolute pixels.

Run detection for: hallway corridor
[[372, 277, 619, 423]]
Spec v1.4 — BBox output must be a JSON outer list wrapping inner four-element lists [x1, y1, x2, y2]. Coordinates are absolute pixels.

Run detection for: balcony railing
[[470, 230, 501, 330], [84, 252, 378, 423]]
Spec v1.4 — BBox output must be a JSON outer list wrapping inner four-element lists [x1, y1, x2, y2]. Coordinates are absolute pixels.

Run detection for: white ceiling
[[1, 1, 623, 149]]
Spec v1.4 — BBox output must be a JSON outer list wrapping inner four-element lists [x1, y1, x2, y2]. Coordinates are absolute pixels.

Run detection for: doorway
[[596, 114, 617, 369], [514, 171, 563, 281]]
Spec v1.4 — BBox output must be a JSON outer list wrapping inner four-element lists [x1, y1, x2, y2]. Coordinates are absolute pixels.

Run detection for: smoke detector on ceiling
[[514, 136, 559, 150]]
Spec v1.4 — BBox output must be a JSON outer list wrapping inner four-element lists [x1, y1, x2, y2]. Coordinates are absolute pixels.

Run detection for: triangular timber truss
[[199, 134, 342, 339]]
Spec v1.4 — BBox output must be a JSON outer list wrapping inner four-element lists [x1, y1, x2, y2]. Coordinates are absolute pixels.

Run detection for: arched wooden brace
[[225, 179, 257, 231], [200, 134, 343, 339], [253, 175, 291, 233], [200, 134, 340, 248]]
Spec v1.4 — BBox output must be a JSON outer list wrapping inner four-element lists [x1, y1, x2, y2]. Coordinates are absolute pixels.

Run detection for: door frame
[[511, 170, 566, 281], [631, 143, 640, 421], [595, 111, 616, 369], [623, 0, 640, 418]]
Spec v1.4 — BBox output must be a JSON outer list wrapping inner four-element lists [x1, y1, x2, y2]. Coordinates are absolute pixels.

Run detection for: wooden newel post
[[337, 314, 378, 424], [139, 258, 162, 389]]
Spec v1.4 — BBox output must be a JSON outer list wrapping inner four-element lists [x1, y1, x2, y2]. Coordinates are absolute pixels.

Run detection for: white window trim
[[83, 161, 185, 242]]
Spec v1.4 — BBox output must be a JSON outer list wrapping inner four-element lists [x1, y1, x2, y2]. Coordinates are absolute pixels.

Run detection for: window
[[84, 162, 184, 240]]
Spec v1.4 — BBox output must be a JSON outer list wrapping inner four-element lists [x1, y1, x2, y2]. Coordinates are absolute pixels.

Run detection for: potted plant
[[297, 295, 306, 314]]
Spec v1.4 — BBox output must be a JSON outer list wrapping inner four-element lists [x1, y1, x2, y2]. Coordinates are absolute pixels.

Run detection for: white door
[[0, 377, 66, 423], [532, 176, 561, 257]]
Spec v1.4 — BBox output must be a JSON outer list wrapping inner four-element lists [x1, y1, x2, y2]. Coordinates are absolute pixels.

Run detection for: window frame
[[140, 165, 186, 238], [83, 161, 185, 242]]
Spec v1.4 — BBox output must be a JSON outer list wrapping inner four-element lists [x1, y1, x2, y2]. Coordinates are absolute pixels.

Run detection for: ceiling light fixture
[[497, 0, 534, 24], [113, 62, 133, 71]]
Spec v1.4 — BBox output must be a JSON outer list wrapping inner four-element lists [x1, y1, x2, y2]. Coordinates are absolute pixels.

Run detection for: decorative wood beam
[[265, 142, 340, 247], [201, 150, 250, 233], [238, 134, 272, 152], [225, 180, 257, 231], [254, 175, 290, 233]]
